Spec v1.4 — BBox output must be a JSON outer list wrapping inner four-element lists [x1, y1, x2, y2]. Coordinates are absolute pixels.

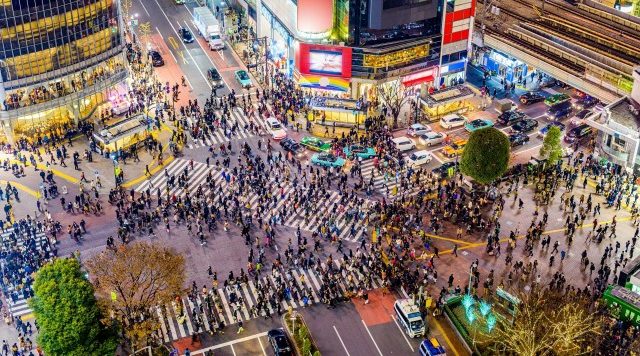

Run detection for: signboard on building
[[297, 43, 352, 79], [363, 44, 429, 69]]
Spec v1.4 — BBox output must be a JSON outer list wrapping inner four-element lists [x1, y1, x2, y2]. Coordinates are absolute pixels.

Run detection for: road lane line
[[333, 325, 352, 356], [230, 344, 237, 356], [391, 315, 415, 352], [184, 331, 269, 355], [361, 320, 384, 356], [182, 20, 232, 91], [258, 337, 267, 356], [136, 0, 150, 16], [150, 0, 212, 89]]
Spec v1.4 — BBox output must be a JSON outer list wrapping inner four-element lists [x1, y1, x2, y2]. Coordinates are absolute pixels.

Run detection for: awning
[[402, 68, 436, 87]]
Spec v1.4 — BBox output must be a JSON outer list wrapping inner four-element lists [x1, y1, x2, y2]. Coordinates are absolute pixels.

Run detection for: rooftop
[[608, 96, 640, 132]]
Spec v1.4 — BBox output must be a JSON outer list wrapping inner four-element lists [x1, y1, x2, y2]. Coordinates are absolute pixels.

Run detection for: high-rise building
[[0, 0, 128, 144], [234, 0, 474, 100]]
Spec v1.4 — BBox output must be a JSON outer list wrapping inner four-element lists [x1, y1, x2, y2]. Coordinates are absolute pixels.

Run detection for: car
[[310, 152, 345, 168], [175, 0, 185, 3], [565, 124, 592, 143], [544, 93, 571, 106], [464, 119, 494, 132], [511, 118, 539, 133], [442, 139, 467, 157], [392, 137, 416, 152], [509, 133, 530, 147], [432, 161, 458, 176], [343, 144, 376, 159], [207, 68, 224, 88], [406, 150, 433, 167], [149, 50, 164, 67], [569, 109, 592, 126], [267, 329, 293, 356], [300, 136, 331, 152], [419, 337, 446, 356], [279, 138, 305, 158], [439, 113, 466, 129], [538, 121, 565, 137], [419, 131, 446, 146], [573, 95, 599, 110], [546, 100, 573, 120], [497, 110, 526, 126], [519, 92, 545, 105], [179, 27, 194, 43], [407, 123, 432, 137], [266, 117, 286, 140], [235, 70, 252, 88]]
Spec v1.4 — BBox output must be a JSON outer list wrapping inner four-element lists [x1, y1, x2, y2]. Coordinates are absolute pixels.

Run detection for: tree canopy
[[30, 258, 117, 356], [460, 127, 510, 184], [85, 242, 185, 349], [539, 125, 563, 166]]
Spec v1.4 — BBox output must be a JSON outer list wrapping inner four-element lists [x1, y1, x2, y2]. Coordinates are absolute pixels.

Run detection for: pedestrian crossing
[[282, 190, 372, 243], [154, 257, 385, 342], [184, 107, 269, 149], [359, 159, 435, 199], [1, 227, 51, 319], [136, 158, 371, 243]]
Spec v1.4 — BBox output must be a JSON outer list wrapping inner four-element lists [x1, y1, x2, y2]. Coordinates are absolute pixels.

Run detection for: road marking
[[258, 337, 267, 356], [136, 0, 150, 16], [432, 314, 463, 356], [150, 0, 212, 89], [179, 51, 189, 64], [168, 36, 180, 50], [391, 315, 415, 353], [361, 320, 384, 356], [333, 325, 352, 356], [182, 20, 232, 90], [184, 331, 269, 355], [231, 344, 237, 356]]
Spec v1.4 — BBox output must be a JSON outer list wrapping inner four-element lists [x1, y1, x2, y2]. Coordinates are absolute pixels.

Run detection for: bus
[[602, 285, 640, 326]]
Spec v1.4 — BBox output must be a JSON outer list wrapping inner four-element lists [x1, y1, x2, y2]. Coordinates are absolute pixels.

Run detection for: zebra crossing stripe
[[170, 302, 185, 338], [156, 307, 170, 342], [218, 288, 235, 324], [196, 295, 211, 332]]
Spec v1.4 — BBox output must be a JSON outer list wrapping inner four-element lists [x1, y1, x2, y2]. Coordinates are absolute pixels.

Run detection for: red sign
[[402, 68, 437, 87], [297, 43, 352, 79]]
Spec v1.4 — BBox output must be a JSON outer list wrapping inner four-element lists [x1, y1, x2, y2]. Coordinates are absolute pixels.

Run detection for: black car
[[565, 124, 592, 143], [267, 329, 293, 356], [149, 50, 164, 67], [207, 68, 223, 88], [511, 119, 539, 133], [280, 138, 305, 158], [509, 133, 530, 147], [519, 92, 545, 105], [497, 110, 526, 126], [179, 27, 194, 43], [573, 96, 599, 110], [432, 161, 458, 176]]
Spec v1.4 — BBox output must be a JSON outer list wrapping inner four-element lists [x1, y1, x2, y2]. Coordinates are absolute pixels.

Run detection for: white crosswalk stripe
[[154, 261, 384, 342], [184, 108, 269, 149], [359, 159, 435, 199]]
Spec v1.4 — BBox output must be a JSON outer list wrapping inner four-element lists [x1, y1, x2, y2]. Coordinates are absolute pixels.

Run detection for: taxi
[[300, 136, 331, 152], [343, 144, 376, 159], [419, 337, 446, 356], [441, 139, 467, 158], [310, 153, 345, 168], [266, 117, 287, 140]]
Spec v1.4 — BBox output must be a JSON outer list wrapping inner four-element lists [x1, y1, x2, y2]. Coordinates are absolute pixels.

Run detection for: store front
[[93, 113, 155, 155], [307, 97, 366, 126], [438, 60, 466, 88], [480, 50, 528, 84], [260, 2, 294, 76]]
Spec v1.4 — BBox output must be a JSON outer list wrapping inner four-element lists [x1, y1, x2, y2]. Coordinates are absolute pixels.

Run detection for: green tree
[[539, 125, 563, 166], [30, 258, 117, 356], [460, 127, 510, 184]]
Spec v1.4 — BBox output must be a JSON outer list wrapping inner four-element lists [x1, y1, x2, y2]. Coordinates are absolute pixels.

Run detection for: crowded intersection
[[1, 0, 640, 355]]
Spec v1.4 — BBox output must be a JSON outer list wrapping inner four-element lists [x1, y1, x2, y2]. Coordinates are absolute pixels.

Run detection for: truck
[[192, 6, 225, 50]]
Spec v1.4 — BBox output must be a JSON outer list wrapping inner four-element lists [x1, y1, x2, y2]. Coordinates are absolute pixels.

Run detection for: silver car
[[418, 131, 447, 147]]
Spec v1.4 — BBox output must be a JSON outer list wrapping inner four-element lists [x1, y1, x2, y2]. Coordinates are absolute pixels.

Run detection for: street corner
[[171, 335, 203, 355], [353, 289, 396, 326]]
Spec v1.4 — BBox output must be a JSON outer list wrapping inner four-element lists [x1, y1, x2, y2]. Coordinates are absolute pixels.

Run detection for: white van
[[392, 137, 416, 152], [394, 299, 425, 338], [439, 114, 466, 129]]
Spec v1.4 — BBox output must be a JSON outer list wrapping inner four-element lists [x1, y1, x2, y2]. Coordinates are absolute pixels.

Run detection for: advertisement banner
[[298, 43, 352, 79]]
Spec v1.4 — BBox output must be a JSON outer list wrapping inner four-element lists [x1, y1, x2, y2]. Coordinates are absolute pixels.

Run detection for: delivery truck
[[193, 7, 225, 50]]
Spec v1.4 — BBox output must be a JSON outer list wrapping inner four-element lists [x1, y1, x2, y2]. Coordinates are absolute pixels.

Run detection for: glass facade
[[0, 0, 126, 144]]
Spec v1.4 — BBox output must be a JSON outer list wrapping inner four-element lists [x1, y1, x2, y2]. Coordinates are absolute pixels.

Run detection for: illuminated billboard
[[297, 0, 334, 34], [309, 50, 343, 75]]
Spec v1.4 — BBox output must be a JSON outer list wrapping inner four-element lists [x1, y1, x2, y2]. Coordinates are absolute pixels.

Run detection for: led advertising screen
[[309, 50, 343, 75]]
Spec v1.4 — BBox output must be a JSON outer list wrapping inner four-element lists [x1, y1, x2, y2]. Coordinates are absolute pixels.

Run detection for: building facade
[[232, 0, 475, 100], [0, 0, 128, 144]]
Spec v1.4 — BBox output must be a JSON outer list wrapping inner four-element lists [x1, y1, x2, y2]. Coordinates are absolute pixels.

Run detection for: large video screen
[[309, 50, 343, 75]]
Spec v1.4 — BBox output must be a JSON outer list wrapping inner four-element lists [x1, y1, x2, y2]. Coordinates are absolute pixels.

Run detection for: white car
[[406, 150, 432, 168], [266, 117, 287, 140], [407, 123, 432, 137], [418, 131, 447, 147], [392, 136, 416, 152], [439, 114, 466, 129]]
